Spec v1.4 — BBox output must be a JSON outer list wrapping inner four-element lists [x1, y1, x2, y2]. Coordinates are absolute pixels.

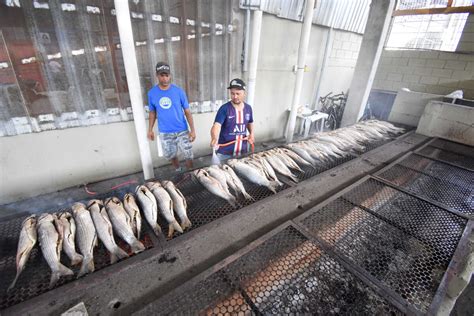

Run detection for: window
[[385, 0, 470, 51]]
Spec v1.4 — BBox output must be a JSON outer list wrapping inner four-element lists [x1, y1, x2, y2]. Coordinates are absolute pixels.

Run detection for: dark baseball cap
[[156, 62, 170, 74], [227, 78, 246, 90]]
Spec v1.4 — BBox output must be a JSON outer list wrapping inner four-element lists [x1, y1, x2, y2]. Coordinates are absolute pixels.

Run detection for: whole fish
[[88, 200, 128, 264], [277, 147, 314, 168], [135, 185, 161, 236], [123, 193, 142, 239], [285, 144, 318, 165], [221, 164, 253, 200], [146, 182, 183, 238], [162, 180, 192, 231], [206, 165, 234, 197], [72, 202, 97, 278], [250, 156, 284, 186], [104, 197, 145, 253], [193, 169, 238, 208], [57, 212, 83, 266], [8, 215, 37, 291], [37, 213, 74, 287], [227, 159, 279, 194], [270, 148, 304, 173], [261, 152, 299, 183]]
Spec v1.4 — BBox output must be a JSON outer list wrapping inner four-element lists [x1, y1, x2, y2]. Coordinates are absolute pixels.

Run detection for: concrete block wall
[[373, 49, 474, 99], [457, 13, 474, 52], [328, 31, 362, 68]]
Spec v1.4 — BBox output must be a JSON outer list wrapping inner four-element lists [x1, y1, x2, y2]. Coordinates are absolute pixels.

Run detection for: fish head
[[57, 211, 72, 220], [86, 199, 103, 210], [161, 180, 172, 188], [193, 169, 205, 178], [38, 212, 54, 224], [135, 185, 147, 195], [22, 214, 37, 227], [71, 202, 87, 216]]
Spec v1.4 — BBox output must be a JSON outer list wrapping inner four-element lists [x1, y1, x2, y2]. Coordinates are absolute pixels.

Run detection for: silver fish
[[8, 215, 37, 291], [104, 197, 145, 253], [271, 148, 304, 173], [277, 147, 314, 168], [162, 180, 192, 231], [146, 182, 183, 238], [135, 185, 161, 236], [250, 155, 284, 186], [227, 159, 279, 194], [221, 164, 253, 200], [285, 144, 318, 165], [206, 165, 234, 197], [37, 213, 74, 287], [261, 152, 299, 183], [72, 203, 97, 278], [193, 169, 238, 208], [123, 193, 142, 239], [88, 200, 128, 264], [57, 212, 83, 266]]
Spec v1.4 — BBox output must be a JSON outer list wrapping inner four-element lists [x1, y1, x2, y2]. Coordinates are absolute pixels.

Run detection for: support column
[[340, 0, 396, 127], [115, 0, 154, 179], [246, 10, 262, 107], [284, 0, 316, 142]]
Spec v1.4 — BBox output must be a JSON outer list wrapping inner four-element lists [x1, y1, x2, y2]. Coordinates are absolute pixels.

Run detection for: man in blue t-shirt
[[210, 78, 254, 160], [148, 62, 196, 171]]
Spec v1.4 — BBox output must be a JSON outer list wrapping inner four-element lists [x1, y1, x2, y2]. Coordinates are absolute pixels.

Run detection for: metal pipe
[[312, 27, 333, 110], [243, 8, 251, 74], [114, 0, 154, 179], [284, 0, 316, 142], [246, 10, 263, 107]]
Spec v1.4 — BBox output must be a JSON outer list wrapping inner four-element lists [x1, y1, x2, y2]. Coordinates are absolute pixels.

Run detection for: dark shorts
[[160, 131, 193, 160]]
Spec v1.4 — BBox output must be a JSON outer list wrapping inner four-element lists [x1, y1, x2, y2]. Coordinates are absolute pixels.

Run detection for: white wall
[[373, 49, 474, 99], [0, 13, 363, 204]]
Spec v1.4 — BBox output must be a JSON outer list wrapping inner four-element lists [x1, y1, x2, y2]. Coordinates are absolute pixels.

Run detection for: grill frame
[[134, 223, 407, 315], [293, 175, 473, 314]]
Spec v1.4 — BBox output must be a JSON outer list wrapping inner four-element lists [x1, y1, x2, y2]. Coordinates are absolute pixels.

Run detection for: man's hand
[[210, 138, 218, 148], [147, 130, 155, 141], [247, 133, 255, 145], [188, 130, 196, 142]]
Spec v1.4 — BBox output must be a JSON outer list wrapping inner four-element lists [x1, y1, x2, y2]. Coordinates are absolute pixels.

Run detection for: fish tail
[[228, 196, 239, 209], [7, 272, 20, 292], [180, 217, 192, 230], [71, 253, 83, 266], [242, 191, 254, 201], [51, 263, 74, 287], [110, 246, 129, 264], [269, 182, 279, 194], [131, 240, 145, 254], [172, 220, 183, 234], [78, 256, 94, 278], [152, 224, 162, 237]]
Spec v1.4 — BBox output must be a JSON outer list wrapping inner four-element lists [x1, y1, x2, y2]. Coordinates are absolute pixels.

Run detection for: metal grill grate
[[0, 215, 155, 310], [417, 145, 474, 170], [377, 154, 474, 215], [299, 179, 467, 313], [137, 226, 402, 315], [0, 136, 403, 310]]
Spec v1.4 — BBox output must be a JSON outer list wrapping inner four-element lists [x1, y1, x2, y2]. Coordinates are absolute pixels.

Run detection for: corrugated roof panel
[[240, 0, 372, 34]]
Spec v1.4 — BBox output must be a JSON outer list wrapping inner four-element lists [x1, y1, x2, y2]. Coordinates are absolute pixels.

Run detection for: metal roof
[[240, 0, 372, 34]]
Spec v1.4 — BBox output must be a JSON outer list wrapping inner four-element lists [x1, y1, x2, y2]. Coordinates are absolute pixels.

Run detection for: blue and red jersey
[[214, 102, 254, 156]]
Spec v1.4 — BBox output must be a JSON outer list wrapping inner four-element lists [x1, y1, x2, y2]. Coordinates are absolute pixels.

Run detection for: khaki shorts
[[160, 131, 193, 160]]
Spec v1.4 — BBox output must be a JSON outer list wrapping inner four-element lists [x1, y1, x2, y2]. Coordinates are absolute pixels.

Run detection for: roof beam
[[392, 5, 474, 16]]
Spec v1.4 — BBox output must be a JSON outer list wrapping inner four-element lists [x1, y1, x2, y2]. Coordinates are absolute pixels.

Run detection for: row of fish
[[8, 120, 402, 291], [9, 180, 191, 290], [193, 120, 404, 204]]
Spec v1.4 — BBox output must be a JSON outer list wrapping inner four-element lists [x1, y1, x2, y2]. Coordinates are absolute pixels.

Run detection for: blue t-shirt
[[214, 102, 253, 156], [148, 84, 189, 133]]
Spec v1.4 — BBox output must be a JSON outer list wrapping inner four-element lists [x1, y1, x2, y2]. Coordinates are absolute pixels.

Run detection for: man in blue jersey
[[210, 78, 254, 160], [148, 62, 196, 171]]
